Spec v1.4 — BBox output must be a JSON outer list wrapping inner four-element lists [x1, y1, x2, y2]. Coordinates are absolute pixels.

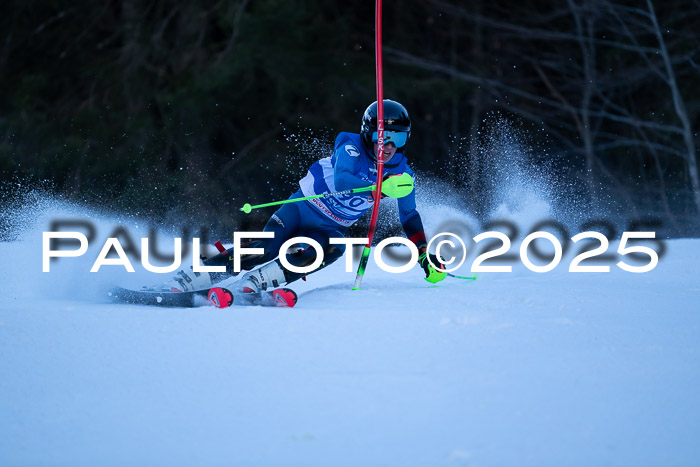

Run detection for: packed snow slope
[[1, 200, 699, 467]]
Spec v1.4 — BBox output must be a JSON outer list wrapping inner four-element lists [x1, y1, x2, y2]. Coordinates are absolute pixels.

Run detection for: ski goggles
[[371, 130, 408, 147]]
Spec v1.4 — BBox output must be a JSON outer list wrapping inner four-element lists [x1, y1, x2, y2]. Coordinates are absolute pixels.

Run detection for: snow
[[1, 202, 700, 466]]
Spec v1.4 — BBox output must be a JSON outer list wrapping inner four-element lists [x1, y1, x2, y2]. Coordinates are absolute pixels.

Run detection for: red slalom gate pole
[[353, 0, 384, 290]]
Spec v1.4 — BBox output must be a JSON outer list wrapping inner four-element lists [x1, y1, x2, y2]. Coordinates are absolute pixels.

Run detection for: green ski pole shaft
[[447, 273, 477, 280], [240, 185, 376, 214], [352, 246, 372, 290]]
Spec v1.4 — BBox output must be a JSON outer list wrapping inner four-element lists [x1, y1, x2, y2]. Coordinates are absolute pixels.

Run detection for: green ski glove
[[418, 252, 447, 284], [381, 173, 414, 198]]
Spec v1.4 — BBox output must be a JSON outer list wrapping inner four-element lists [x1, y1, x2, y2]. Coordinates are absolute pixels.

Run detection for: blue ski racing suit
[[208, 132, 429, 285]]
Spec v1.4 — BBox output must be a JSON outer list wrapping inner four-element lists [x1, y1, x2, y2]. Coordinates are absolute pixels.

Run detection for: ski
[[108, 286, 234, 308], [107, 286, 297, 308]]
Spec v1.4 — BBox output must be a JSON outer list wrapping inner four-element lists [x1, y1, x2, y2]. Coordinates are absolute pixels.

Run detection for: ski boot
[[237, 260, 288, 294], [235, 260, 297, 307], [152, 267, 214, 293]]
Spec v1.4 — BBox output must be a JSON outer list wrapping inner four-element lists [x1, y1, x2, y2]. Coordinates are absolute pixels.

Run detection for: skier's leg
[[158, 199, 301, 291], [234, 194, 350, 292], [206, 207, 299, 281], [234, 203, 350, 292], [236, 228, 346, 292], [278, 229, 346, 284]]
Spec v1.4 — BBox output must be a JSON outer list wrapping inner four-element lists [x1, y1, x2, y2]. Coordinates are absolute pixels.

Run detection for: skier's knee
[[279, 243, 344, 284], [323, 243, 344, 266], [285, 243, 344, 269]]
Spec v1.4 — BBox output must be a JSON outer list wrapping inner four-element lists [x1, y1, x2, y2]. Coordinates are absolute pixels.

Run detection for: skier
[[165, 99, 446, 295]]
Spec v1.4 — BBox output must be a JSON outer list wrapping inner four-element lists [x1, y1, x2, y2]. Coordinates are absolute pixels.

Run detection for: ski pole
[[447, 273, 477, 280], [240, 185, 377, 214]]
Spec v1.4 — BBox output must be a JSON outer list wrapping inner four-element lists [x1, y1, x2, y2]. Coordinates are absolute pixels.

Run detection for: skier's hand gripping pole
[[381, 173, 413, 198]]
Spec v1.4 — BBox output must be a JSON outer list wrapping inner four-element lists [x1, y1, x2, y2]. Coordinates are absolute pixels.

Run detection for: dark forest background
[[1, 0, 699, 236]]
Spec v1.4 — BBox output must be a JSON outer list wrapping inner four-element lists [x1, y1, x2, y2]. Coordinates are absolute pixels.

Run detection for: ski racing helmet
[[360, 99, 411, 152]]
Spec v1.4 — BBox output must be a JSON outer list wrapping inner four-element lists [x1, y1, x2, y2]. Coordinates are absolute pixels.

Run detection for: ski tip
[[208, 287, 234, 308]]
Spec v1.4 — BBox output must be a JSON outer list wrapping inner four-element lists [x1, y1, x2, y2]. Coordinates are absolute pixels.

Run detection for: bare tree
[[645, 0, 700, 214], [389, 0, 699, 227]]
